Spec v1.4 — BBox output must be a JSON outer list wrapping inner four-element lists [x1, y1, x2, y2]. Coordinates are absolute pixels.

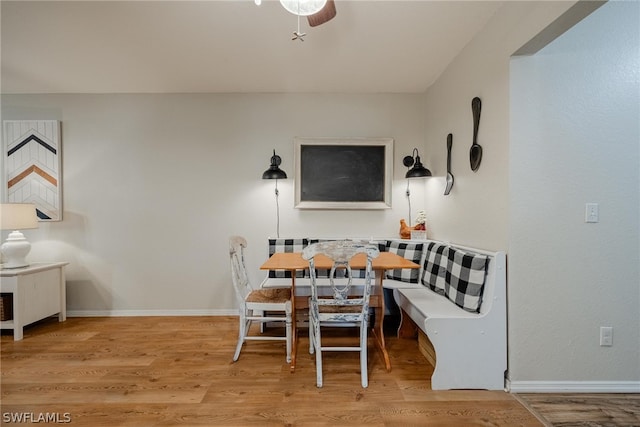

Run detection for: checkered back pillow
[[268, 238, 309, 278], [374, 241, 388, 253], [385, 240, 424, 283], [345, 240, 385, 279], [420, 242, 449, 294], [444, 247, 489, 313]]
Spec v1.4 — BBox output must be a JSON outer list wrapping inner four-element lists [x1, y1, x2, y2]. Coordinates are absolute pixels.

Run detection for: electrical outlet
[[600, 326, 613, 346], [585, 203, 599, 223]]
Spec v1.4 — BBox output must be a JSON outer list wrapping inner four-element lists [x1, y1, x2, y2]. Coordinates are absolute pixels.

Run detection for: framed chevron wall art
[[2, 120, 62, 221]]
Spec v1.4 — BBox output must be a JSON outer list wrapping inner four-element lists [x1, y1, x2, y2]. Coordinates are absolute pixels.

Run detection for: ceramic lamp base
[[1, 230, 31, 269]]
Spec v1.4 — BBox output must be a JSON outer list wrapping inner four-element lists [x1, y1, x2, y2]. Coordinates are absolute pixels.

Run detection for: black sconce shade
[[262, 149, 287, 180], [403, 148, 431, 178]]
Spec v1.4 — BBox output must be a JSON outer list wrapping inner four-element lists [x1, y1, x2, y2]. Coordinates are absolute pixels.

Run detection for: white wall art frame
[[294, 137, 393, 210], [2, 120, 62, 221]]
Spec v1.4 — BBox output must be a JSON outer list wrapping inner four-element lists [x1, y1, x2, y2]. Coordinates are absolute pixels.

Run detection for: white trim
[[507, 380, 640, 393], [67, 309, 238, 317]]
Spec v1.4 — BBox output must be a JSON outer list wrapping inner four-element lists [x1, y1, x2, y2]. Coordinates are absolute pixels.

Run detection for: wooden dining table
[[260, 251, 420, 372]]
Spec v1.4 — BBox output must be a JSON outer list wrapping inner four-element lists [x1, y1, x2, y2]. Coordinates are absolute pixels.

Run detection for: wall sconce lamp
[[403, 148, 432, 178], [262, 149, 288, 180], [0, 203, 39, 269], [262, 150, 287, 238], [403, 148, 431, 225]]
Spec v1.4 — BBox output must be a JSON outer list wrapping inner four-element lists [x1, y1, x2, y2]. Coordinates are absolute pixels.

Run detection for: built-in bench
[[393, 241, 507, 390], [261, 237, 507, 390]]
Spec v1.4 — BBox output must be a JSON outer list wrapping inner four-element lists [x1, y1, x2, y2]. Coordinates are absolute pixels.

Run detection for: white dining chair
[[302, 240, 380, 388], [229, 236, 292, 363]]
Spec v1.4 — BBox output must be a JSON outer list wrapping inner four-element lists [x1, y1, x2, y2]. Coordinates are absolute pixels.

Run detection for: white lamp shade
[[0, 203, 39, 230], [280, 0, 327, 16]]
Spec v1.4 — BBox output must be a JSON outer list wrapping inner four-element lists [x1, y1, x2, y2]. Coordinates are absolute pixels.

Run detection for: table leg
[[289, 276, 297, 373], [371, 272, 392, 372], [13, 287, 23, 341], [59, 267, 66, 322]]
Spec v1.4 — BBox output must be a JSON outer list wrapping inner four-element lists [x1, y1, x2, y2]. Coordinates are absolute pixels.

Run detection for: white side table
[[0, 262, 68, 340]]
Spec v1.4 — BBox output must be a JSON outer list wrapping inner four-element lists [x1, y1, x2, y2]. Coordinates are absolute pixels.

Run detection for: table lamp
[[0, 203, 39, 269]]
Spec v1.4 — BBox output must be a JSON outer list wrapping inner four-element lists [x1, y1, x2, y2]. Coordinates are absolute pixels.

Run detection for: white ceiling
[[1, 1, 503, 94]]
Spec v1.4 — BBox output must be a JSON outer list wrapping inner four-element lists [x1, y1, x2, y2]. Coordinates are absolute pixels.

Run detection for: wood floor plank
[[517, 393, 640, 426], [379, 400, 544, 426]]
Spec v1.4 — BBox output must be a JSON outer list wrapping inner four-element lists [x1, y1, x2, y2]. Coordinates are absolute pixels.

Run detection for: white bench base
[[393, 245, 507, 391]]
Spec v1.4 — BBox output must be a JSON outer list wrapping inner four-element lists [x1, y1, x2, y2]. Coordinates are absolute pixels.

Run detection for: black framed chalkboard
[[294, 138, 393, 209]]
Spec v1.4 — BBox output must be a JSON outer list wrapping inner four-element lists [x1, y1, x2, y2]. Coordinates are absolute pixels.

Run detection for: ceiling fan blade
[[307, 0, 336, 27]]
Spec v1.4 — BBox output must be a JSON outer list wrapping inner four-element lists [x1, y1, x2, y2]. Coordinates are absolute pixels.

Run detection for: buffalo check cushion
[[420, 242, 449, 294], [385, 240, 424, 283], [268, 238, 309, 278], [444, 247, 488, 313], [346, 240, 385, 279]]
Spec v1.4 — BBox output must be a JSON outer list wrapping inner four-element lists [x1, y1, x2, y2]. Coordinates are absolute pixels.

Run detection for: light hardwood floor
[[0, 316, 636, 426]]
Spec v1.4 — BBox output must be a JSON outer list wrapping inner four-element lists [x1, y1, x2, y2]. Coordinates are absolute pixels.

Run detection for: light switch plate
[[600, 326, 613, 346]]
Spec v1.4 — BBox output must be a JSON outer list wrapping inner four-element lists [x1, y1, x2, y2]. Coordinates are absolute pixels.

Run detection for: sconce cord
[[406, 180, 412, 225], [275, 180, 281, 238]]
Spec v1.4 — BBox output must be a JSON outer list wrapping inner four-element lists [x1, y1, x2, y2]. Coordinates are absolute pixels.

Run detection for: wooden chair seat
[[246, 288, 291, 304]]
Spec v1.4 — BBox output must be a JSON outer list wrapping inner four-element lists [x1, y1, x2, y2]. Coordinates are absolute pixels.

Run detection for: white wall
[[422, 0, 639, 389], [1, 93, 427, 314], [509, 0, 640, 387], [422, 1, 577, 251]]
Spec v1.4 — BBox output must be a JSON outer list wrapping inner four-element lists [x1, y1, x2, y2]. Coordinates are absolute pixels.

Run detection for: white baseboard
[[67, 309, 238, 317], [508, 380, 640, 393]]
